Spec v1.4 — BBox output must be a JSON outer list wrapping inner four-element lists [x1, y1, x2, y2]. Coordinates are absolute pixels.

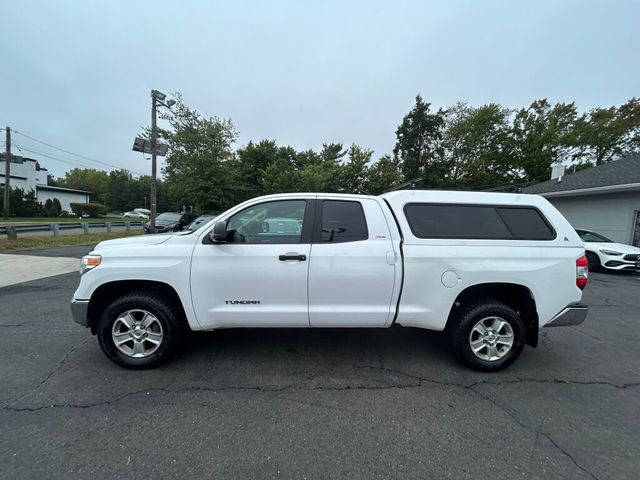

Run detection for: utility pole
[[3, 127, 10, 220], [150, 91, 158, 233]]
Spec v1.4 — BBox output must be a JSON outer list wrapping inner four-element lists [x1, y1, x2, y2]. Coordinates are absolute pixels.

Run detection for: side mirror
[[209, 221, 228, 242]]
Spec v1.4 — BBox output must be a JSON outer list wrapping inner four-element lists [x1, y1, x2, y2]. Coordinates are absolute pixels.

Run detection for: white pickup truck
[[71, 190, 589, 371]]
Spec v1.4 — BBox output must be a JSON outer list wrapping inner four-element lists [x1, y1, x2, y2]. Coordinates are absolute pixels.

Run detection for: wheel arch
[[87, 280, 190, 334], [447, 282, 539, 347]]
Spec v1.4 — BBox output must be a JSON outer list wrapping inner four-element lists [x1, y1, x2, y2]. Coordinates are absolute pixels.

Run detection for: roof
[[37, 185, 91, 194], [523, 155, 640, 196]]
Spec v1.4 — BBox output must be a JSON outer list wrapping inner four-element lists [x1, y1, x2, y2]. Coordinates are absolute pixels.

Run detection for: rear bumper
[[545, 302, 588, 327], [71, 299, 90, 327]]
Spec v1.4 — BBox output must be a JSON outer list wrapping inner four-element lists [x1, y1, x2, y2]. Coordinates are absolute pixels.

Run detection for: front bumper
[[602, 258, 640, 271], [71, 299, 90, 327], [545, 302, 588, 327]]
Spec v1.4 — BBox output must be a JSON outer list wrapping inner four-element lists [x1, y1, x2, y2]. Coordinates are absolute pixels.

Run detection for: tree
[[393, 95, 447, 187], [340, 145, 373, 194], [509, 99, 579, 182], [575, 97, 640, 165], [442, 102, 513, 189], [52, 198, 62, 216], [365, 155, 403, 194], [0, 187, 38, 216], [161, 95, 238, 213], [58, 168, 110, 205], [235, 140, 280, 200]]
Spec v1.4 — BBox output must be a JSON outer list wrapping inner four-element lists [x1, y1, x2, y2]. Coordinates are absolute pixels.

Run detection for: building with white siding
[[0, 154, 90, 212], [523, 156, 640, 247]]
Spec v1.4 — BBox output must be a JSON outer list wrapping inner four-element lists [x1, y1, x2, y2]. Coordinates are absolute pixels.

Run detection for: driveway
[[0, 247, 638, 479]]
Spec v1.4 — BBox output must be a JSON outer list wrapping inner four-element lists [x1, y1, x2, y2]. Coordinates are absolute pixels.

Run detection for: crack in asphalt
[[5, 339, 91, 406], [1, 360, 635, 480]]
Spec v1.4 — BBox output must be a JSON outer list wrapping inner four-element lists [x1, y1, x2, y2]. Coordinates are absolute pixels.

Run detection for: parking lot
[[1, 246, 639, 480]]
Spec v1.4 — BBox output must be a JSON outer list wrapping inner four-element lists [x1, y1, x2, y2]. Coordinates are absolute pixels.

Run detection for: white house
[[0, 153, 90, 212]]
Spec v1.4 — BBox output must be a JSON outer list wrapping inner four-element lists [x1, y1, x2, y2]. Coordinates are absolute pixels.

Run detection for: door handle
[[279, 254, 307, 261]]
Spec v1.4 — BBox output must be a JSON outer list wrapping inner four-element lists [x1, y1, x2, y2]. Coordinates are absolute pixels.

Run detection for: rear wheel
[[585, 251, 601, 271], [451, 301, 525, 371], [97, 291, 185, 368]]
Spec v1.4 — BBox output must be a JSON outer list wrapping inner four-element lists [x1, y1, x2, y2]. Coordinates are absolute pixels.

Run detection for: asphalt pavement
[[0, 246, 638, 479]]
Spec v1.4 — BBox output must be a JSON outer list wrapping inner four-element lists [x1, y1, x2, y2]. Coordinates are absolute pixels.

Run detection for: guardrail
[[1, 221, 144, 238]]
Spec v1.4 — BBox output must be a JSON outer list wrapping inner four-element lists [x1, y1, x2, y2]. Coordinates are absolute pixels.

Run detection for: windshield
[[576, 230, 613, 243], [188, 216, 215, 230], [156, 213, 181, 222]]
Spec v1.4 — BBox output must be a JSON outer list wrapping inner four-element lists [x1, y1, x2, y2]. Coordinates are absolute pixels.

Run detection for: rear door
[[308, 198, 398, 327]]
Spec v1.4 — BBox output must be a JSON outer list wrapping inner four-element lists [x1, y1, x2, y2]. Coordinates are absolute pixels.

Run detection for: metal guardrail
[[0, 221, 144, 237]]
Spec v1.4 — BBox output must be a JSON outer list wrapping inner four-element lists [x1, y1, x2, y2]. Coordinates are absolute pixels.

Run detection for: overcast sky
[[2, 0, 639, 178]]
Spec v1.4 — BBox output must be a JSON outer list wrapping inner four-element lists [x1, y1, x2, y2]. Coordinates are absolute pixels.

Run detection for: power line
[[14, 143, 145, 176], [11, 128, 146, 174]]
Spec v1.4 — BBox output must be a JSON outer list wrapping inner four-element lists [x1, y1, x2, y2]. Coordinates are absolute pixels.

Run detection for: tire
[[97, 291, 185, 369], [451, 300, 526, 371], [586, 251, 601, 272]]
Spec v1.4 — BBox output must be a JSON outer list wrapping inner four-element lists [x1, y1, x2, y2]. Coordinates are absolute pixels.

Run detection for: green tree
[[58, 168, 110, 205], [161, 95, 238, 212], [575, 97, 640, 165], [365, 155, 403, 194], [340, 145, 373, 194], [509, 99, 579, 182], [52, 198, 62, 216], [442, 102, 513, 189], [393, 95, 447, 187]]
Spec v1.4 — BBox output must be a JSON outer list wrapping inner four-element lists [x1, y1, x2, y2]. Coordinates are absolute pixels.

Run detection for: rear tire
[[586, 251, 601, 272], [97, 291, 184, 369], [451, 301, 525, 371]]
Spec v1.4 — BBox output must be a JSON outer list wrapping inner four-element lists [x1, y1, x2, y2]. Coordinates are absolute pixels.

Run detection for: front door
[[191, 199, 313, 329]]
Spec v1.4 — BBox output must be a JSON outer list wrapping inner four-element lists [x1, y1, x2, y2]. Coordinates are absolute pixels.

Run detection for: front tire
[[97, 291, 185, 368], [451, 301, 526, 371]]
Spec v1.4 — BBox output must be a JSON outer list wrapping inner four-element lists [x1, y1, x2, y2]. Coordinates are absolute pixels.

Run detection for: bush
[[70, 202, 107, 217], [0, 187, 38, 217], [52, 198, 62, 216]]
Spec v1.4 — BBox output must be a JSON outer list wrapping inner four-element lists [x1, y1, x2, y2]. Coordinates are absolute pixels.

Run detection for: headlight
[[599, 249, 622, 256], [80, 254, 102, 275]]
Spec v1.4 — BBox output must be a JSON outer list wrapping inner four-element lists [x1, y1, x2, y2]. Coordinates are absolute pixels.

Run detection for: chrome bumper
[[545, 302, 588, 327], [71, 299, 90, 327]]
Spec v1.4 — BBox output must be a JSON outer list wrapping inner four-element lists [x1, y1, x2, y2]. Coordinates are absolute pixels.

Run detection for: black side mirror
[[209, 221, 228, 242]]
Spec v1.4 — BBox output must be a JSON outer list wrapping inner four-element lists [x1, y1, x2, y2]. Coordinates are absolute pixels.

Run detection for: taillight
[[576, 256, 588, 290]]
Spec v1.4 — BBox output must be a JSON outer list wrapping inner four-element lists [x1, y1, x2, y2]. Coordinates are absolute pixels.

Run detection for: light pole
[[149, 90, 175, 233], [143, 196, 147, 209]]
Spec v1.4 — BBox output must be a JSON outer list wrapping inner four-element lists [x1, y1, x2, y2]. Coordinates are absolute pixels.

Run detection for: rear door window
[[319, 200, 368, 243]]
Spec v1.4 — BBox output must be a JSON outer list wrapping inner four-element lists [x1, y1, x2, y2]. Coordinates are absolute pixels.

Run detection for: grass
[[0, 231, 143, 253], [0, 216, 127, 224]]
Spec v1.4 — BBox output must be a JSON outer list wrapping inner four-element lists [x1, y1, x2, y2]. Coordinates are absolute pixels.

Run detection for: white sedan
[[576, 229, 640, 272], [123, 211, 149, 219]]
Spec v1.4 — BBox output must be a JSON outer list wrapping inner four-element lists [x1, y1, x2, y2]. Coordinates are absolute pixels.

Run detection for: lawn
[[0, 231, 143, 253], [0, 216, 128, 224]]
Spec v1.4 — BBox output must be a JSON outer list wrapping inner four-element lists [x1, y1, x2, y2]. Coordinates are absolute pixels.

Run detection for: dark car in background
[[144, 212, 198, 234]]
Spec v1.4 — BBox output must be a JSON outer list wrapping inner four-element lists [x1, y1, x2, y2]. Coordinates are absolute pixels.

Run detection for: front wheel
[[451, 301, 526, 371], [97, 291, 185, 368]]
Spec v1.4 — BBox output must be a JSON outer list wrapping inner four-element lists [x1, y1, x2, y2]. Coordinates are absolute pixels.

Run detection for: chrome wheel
[[468, 316, 514, 361], [112, 309, 163, 358]]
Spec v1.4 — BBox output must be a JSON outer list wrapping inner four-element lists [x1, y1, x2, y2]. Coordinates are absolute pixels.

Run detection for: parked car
[[123, 211, 149, 219], [143, 212, 198, 233], [576, 228, 640, 272], [134, 208, 151, 216], [72, 191, 588, 371], [186, 214, 217, 231], [59, 211, 77, 218]]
